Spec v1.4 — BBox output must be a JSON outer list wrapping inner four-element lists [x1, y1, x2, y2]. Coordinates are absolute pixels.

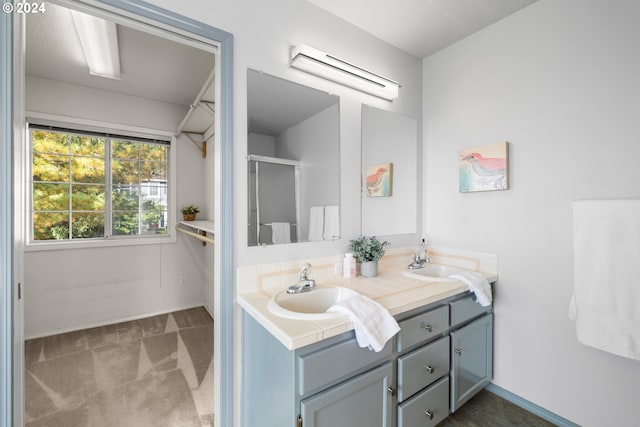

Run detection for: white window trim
[[25, 112, 177, 251]]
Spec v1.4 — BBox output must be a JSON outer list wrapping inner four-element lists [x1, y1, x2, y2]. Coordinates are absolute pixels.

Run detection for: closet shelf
[[176, 220, 215, 245], [176, 69, 215, 159]]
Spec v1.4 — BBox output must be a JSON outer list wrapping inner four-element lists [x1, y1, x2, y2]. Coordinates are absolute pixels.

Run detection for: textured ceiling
[[25, 3, 215, 107], [306, 0, 539, 58]]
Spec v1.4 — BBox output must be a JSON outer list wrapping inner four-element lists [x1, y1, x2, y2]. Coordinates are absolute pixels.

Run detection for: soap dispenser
[[416, 238, 426, 261]]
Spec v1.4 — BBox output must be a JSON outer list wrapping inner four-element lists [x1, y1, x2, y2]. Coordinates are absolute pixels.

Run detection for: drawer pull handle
[[422, 324, 433, 333], [455, 348, 462, 355], [423, 410, 434, 420], [387, 386, 396, 396], [424, 365, 434, 374]]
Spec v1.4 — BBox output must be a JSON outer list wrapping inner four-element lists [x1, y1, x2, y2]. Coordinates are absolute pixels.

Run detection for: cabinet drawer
[[450, 294, 491, 328], [297, 337, 392, 396], [398, 376, 449, 427], [397, 305, 449, 352], [397, 336, 449, 402]]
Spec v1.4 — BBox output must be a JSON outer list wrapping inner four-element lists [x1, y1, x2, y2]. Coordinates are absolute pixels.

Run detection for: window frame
[[25, 115, 177, 251]]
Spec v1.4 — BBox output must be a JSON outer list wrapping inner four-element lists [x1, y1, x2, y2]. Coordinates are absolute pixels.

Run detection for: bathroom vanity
[[242, 290, 493, 427]]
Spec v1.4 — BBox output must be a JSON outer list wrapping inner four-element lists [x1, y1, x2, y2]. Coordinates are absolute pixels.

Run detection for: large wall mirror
[[247, 69, 340, 246], [361, 106, 418, 236]]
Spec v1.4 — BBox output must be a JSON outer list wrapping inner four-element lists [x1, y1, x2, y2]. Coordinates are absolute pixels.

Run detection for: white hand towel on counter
[[571, 199, 640, 361], [308, 206, 324, 241], [448, 271, 492, 307], [323, 205, 340, 240], [327, 292, 400, 352], [270, 222, 291, 244]]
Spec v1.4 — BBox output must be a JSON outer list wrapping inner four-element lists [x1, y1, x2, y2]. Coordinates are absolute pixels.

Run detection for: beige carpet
[[24, 307, 214, 427]]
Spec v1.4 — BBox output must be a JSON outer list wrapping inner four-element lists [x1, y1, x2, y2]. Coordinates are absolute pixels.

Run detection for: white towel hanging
[[571, 199, 640, 361], [271, 222, 291, 244], [323, 205, 340, 240], [308, 206, 324, 241]]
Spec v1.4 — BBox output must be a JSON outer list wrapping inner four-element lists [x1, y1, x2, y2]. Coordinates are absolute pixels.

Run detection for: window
[[30, 126, 170, 242]]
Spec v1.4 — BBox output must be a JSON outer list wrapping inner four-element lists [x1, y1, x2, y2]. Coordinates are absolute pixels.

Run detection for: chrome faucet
[[408, 256, 430, 270], [408, 252, 430, 270], [408, 238, 430, 269], [287, 263, 316, 294]]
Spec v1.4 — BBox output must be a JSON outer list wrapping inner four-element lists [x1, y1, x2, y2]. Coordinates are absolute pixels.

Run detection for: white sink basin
[[267, 286, 356, 320], [402, 264, 464, 282]]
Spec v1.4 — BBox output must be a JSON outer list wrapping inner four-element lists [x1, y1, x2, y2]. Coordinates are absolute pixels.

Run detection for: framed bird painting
[[366, 162, 393, 197], [459, 142, 509, 192]]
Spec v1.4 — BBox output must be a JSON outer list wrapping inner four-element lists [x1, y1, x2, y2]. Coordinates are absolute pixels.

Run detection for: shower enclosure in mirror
[[247, 69, 340, 246], [248, 156, 300, 245]]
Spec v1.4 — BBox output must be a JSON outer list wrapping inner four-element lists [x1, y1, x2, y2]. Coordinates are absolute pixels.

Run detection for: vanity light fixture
[[71, 10, 121, 80], [290, 44, 399, 101]]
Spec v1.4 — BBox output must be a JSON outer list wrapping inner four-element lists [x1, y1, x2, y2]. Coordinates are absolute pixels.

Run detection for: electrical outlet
[[179, 277, 187, 287]]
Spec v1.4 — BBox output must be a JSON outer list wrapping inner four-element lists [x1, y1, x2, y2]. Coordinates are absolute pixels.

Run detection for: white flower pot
[[360, 261, 378, 277]]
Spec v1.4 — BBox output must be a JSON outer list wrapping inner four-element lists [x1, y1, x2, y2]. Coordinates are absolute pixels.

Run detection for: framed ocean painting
[[366, 163, 393, 197], [459, 142, 509, 193]]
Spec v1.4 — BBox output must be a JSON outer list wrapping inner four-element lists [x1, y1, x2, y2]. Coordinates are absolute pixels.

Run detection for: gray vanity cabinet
[[450, 313, 493, 411], [241, 311, 392, 427], [242, 290, 494, 427], [300, 362, 394, 427]]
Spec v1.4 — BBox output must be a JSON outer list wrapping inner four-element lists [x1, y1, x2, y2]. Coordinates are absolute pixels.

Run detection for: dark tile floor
[[438, 389, 557, 426], [24, 307, 214, 427]]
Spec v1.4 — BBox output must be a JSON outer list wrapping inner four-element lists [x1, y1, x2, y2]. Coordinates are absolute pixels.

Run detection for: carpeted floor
[[438, 389, 556, 426], [24, 307, 214, 427]]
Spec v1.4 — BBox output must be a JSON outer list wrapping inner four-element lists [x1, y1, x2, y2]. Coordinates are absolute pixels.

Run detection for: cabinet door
[[300, 362, 393, 427], [450, 313, 493, 412]]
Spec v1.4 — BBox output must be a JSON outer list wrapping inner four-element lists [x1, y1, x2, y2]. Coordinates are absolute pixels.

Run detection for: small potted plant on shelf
[[348, 235, 390, 277], [181, 205, 199, 221]]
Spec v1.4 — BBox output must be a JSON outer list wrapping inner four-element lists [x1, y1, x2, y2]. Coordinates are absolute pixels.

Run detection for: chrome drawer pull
[[423, 410, 434, 420], [423, 365, 434, 374], [455, 348, 462, 355], [387, 386, 396, 396], [422, 323, 433, 333]]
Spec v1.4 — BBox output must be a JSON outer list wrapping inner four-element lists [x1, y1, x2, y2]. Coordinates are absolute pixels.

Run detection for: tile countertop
[[237, 265, 498, 351]]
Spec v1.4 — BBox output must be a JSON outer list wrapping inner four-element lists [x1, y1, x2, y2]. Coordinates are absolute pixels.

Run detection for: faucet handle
[[300, 263, 312, 280]]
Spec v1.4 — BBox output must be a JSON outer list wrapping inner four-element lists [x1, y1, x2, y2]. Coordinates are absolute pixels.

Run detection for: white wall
[[24, 77, 210, 337], [278, 103, 340, 240], [248, 133, 275, 157], [422, 1, 640, 425], [26, 76, 186, 132]]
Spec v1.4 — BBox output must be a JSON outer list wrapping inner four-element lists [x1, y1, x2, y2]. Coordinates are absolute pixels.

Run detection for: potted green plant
[[348, 235, 390, 277], [181, 204, 199, 221]]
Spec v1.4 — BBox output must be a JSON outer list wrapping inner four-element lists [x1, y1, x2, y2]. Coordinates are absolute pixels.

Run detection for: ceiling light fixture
[[71, 10, 121, 80], [290, 44, 399, 101]]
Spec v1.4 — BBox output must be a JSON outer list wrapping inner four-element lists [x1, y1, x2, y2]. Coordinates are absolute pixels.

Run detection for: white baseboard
[[25, 303, 209, 340]]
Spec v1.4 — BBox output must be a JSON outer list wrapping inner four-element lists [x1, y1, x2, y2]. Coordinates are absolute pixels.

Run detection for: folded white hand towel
[[270, 222, 291, 244], [449, 271, 492, 307], [327, 293, 400, 352], [308, 207, 324, 241]]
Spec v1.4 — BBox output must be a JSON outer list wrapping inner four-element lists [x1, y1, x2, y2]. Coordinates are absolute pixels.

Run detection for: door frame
[[0, 1, 234, 426]]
